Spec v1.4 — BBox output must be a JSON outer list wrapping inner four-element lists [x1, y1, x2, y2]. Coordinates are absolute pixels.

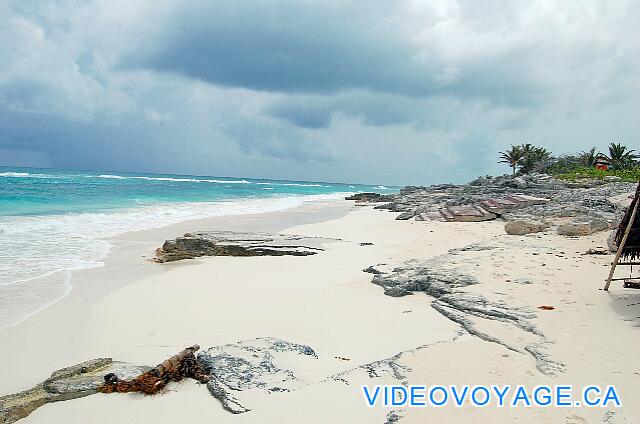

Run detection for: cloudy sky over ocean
[[1, 1, 638, 185]]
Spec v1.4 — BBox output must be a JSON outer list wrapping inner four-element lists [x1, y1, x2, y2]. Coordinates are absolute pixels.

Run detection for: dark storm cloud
[[119, 0, 554, 138], [1, 0, 639, 185], [125, 1, 439, 96], [265, 92, 434, 129]]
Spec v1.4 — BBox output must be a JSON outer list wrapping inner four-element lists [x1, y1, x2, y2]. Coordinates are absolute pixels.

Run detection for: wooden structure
[[604, 182, 640, 290], [594, 157, 611, 171]]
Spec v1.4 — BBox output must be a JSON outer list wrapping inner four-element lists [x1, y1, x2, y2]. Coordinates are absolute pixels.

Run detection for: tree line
[[498, 143, 638, 175]]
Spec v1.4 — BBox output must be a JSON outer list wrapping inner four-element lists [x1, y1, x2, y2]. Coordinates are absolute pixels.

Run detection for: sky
[[1, 0, 638, 186]]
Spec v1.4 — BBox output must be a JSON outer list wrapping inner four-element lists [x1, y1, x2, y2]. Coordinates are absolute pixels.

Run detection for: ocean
[[0, 166, 392, 328]]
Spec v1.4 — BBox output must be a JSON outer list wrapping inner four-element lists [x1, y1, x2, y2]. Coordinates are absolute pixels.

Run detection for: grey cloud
[[265, 91, 465, 130], [1, 1, 639, 186], [123, 0, 547, 105], [124, 1, 437, 96], [221, 115, 337, 162]]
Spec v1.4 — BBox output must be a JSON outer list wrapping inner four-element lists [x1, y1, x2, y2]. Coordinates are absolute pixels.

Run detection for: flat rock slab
[[440, 205, 497, 222], [0, 359, 149, 424], [155, 231, 335, 262]]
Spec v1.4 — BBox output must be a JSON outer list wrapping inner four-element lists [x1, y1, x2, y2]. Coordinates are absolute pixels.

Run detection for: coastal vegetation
[[499, 142, 640, 182]]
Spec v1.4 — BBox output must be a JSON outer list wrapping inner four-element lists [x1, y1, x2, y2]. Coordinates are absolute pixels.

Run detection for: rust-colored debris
[[98, 345, 208, 394], [537, 305, 555, 311]]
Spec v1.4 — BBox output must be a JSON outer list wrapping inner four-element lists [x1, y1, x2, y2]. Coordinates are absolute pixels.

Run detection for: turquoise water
[[0, 166, 389, 217], [0, 166, 392, 328]]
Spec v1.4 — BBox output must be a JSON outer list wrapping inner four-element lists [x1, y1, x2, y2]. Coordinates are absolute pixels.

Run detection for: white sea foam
[[374, 185, 390, 190], [280, 183, 326, 187], [94, 174, 250, 184], [0, 193, 348, 328], [256, 182, 328, 187], [96, 174, 127, 179], [0, 172, 61, 179], [0, 172, 31, 177]]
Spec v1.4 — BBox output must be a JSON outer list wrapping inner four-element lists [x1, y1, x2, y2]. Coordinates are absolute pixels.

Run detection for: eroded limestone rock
[[197, 337, 318, 414], [155, 231, 331, 262], [0, 359, 149, 424], [348, 174, 633, 236], [504, 218, 549, 235], [557, 216, 609, 236], [367, 259, 564, 376], [345, 193, 395, 203]]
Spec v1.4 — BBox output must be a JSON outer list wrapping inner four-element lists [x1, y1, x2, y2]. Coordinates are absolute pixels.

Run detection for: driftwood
[[98, 345, 208, 394]]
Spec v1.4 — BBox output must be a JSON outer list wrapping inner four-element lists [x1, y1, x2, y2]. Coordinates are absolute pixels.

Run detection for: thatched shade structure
[[605, 182, 640, 290], [614, 182, 640, 261]]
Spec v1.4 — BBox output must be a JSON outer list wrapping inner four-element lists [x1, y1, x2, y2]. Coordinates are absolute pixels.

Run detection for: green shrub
[[554, 166, 640, 182]]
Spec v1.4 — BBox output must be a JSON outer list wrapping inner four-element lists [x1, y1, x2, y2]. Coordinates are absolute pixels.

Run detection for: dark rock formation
[[370, 261, 478, 298], [345, 192, 395, 203], [367, 259, 564, 376], [197, 337, 318, 414], [385, 411, 403, 423], [155, 231, 331, 262], [0, 359, 149, 424], [1, 337, 320, 420], [348, 173, 634, 237]]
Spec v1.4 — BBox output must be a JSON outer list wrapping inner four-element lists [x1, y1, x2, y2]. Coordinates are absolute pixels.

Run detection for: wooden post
[[604, 197, 640, 291]]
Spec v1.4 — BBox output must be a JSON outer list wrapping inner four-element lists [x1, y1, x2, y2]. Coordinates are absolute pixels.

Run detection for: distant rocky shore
[[347, 173, 634, 242]]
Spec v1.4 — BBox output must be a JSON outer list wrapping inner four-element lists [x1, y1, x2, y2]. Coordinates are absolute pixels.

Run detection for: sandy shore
[[1, 198, 639, 423]]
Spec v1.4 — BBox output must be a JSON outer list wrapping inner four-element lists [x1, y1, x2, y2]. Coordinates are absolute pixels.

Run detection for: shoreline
[[0, 193, 354, 332], [2, 178, 640, 423], [0, 197, 360, 394]]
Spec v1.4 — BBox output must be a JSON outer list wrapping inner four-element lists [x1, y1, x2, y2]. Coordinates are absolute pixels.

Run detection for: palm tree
[[519, 143, 551, 173], [499, 145, 524, 175], [580, 147, 600, 167], [606, 143, 638, 169]]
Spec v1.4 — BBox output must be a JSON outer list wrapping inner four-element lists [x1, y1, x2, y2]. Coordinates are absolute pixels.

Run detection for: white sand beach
[[4, 1, 639, 422], [1, 197, 639, 423]]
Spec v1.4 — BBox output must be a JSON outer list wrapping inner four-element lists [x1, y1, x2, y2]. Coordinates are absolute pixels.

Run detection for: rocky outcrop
[[504, 218, 549, 235], [345, 192, 395, 203], [367, 259, 564, 376], [0, 359, 149, 424], [370, 261, 479, 298], [439, 205, 497, 222], [350, 173, 633, 237], [197, 337, 317, 414], [155, 231, 331, 262], [557, 216, 609, 236], [1, 337, 319, 421]]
